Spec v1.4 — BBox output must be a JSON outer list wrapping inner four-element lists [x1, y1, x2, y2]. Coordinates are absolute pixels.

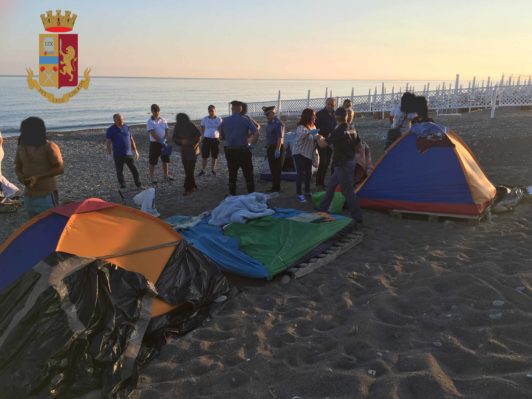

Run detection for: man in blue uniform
[[263, 105, 285, 192], [219, 100, 259, 195]]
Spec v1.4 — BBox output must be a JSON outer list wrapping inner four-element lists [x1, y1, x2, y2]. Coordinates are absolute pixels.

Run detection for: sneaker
[[198, 170, 205, 177], [211, 170, 216, 176], [151, 180, 158, 186], [296, 194, 307, 203]]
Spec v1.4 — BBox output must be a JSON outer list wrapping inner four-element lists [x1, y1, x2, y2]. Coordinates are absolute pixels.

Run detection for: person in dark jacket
[[172, 113, 201, 196], [315, 97, 336, 189], [262, 105, 285, 192], [317, 107, 363, 225]]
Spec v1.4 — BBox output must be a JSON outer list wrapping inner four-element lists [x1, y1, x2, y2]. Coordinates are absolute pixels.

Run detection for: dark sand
[[2, 108, 532, 398]]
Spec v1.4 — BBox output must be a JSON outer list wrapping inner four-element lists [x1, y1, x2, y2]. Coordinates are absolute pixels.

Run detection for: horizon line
[[0, 74, 470, 82]]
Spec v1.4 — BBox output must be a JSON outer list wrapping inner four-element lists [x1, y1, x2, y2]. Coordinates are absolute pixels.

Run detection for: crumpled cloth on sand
[[209, 192, 275, 226], [0, 175, 19, 199]]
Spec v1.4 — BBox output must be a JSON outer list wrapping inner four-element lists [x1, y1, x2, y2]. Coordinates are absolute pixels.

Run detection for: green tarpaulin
[[224, 215, 351, 278]]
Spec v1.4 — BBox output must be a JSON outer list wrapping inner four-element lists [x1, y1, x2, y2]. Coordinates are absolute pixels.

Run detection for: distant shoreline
[[0, 74, 459, 82]]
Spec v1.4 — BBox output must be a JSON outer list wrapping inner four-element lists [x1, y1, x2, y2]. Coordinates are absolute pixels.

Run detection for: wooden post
[[454, 74, 460, 94], [350, 87, 354, 105], [487, 76, 491, 89], [307, 89, 311, 108], [277, 90, 282, 115], [508, 76, 512, 86], [368, 89, 372, 112], [405, 82, 409, 92], [500, 73, 505, 86], [325, 87, 328, 99]]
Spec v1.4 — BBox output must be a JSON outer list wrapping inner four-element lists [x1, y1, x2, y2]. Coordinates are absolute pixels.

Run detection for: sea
[[0, 76, 456, 136]]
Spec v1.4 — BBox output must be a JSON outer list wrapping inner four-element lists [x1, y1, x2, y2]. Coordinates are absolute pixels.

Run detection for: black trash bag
[[135, 240, 230, 361], [0, 252, 153, 398]]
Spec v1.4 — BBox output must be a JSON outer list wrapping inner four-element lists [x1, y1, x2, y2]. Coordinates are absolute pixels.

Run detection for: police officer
[[219, 100, 259, 195]]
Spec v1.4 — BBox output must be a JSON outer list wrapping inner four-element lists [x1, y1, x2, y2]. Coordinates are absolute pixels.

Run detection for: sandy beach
[[2, 108, 532, 398]]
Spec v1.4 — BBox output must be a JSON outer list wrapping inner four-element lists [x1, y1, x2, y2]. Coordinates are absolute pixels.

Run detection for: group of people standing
[[2, 91, 434, 227]]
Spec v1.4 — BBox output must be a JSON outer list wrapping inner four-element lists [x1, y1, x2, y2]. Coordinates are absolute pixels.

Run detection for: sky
[[0, 0, 530, 80]]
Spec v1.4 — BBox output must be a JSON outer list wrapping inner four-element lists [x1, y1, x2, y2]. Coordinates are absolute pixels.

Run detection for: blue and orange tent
[[0, 198, 228, 397], [356, 123, 496, 216], [0, 198, 227, 316]]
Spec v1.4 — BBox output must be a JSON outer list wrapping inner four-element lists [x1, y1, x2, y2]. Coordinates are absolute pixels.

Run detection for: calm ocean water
[[0, 76, 454, 136]]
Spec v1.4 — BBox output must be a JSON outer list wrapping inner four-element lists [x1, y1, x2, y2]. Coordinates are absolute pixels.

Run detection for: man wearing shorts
[[199, 105, 222, 176], [147, 103, 173, 184]]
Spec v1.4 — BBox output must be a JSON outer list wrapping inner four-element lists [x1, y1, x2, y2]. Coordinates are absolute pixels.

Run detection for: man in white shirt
[[147, 104, 173, 184], [199, 105, 222, 176]]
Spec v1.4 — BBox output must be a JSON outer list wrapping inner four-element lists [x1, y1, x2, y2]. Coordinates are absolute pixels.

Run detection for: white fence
[[232, 74, 532, 119]]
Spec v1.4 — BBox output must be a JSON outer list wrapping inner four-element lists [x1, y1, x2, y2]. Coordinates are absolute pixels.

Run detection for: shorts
[[24, 191, 58, 219], [201, 137, 220, 159], [149, 142, 170, 165]]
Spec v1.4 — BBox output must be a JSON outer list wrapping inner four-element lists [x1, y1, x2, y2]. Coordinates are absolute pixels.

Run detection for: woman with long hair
[[292, 108, 319, 202], [172, 113, 201, 195], [15, 117, 64, 217]]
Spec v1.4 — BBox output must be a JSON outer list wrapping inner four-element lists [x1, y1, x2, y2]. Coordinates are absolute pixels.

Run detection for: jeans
[[318, 159, 363, 223], [316, 146, 332, 186], [114, 156, 141, 187], [293, 154, 312, 195], [224, 147, 255, 195], [266, 144, 285, 191], [182, 158, 197, 191], [24, 191, 58, 219]]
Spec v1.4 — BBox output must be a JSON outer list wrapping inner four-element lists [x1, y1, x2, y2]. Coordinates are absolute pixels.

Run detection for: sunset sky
[[0, 0, 530, 80]]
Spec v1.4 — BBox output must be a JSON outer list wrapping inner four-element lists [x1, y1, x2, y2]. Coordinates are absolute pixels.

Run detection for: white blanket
[[209, 193, 275, 226]]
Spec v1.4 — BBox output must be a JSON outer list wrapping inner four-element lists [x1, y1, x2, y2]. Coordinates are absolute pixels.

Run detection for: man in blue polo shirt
[[106, 113, 141, 189], [219, 100, 259, 195], [263, 105, 285, 192]]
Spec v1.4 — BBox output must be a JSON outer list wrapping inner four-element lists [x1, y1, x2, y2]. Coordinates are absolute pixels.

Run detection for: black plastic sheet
[[0, 242, 229, 398]]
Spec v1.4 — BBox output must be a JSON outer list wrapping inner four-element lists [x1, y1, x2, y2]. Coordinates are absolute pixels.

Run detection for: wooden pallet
[[287, 231, 364, 279], [389, 209, 490, 224]]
